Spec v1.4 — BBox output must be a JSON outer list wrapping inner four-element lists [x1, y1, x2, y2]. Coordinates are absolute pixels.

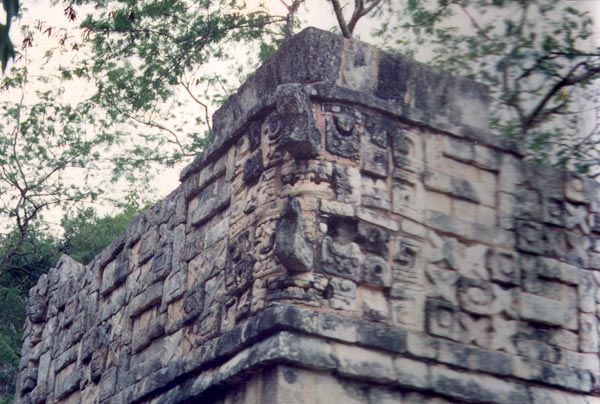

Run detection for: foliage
[[61, 203, 142, 264], [0, 0, 18, 72], [0, 227, 58, 402], [0, 59, 111, 273], [386, 0, 600, 174], [0, 203, 142, 401]]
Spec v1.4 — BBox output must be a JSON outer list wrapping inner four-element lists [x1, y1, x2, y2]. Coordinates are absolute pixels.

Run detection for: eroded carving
[[276, 84, 320, 160], [275, 197, 313, 273]]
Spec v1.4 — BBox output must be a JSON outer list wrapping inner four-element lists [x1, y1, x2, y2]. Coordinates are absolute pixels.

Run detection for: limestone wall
[[15, 28, 600, 404]]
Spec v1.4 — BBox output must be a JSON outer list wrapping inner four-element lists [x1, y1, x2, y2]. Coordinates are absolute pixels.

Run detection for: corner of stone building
[[15, 27, 600, 404]]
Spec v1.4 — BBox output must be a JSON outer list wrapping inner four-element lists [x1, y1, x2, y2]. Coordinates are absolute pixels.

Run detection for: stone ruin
[[14, 28, 600, 403]]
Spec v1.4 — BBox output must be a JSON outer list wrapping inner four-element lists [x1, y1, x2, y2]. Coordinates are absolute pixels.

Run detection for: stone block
[[375, 52, 489, 130], [55, 367, 81, 400], [425, 191, 452, 215], [243, 151, 263, 184], [519, 292, 567, 327], [516, 220, 543, 254], [362, 142, 389, 178], [360, 287, 389, 322], [340, 38, 378, 93], [437, 339, 512, 376], [563, 351, 600, 372], [357, 321, 406, 353], [129, 282, 163, 318], [317, 312, 357, 343], [394, 357, 430, 389], [566, 231, 590, 268], [442, 136, 474, 163], [486, 248, 519, 285], [357, 207, 399, 231], [578, 270, 596, 313], [315, 374, 366, 404], [426, 299, 458, 339], [474, 144, 500, 171], [406, 332, 438, 360], [332, 166, 361, 204], [321, 235, 361, 281], [425, 210, 468, 236], [392, 179, 424, 220], [324, 105, 361, 162], [360, 175, 390, 210], [431, 365, 529, 403], [188, 176, 231, 227], [579, 314, 598, 353], [319, 199, 355, 217], [515, 338, 561, 363], [512, 356, 592, 392], [356, 222, 390, 257], [334, 343, 395, 383], [566, 173, 588, 203]]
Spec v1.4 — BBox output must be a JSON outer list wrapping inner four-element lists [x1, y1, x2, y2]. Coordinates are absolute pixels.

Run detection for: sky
[[1, 0, 600, 230]]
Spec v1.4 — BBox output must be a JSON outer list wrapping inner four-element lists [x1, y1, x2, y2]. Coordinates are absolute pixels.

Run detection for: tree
[[60, 202, 143, 264], [0, 0, 18, 72], [387, 0, 600, 174], [0, 227, 58, 403], [0, 204, 141, 402]]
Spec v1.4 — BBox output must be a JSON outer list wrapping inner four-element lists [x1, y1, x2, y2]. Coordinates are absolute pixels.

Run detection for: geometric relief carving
[[321, 235, 361, 281], [426, 232, 460, 270], [392, 238, 423, 286], [515, 220, 543, 254], [426, 298, 458, 339], [566, 232, 590, 268], [486, 248, 519, 285], [490, 315, 518, 354], [324, 104, 361, 162], [391, 289, 424, 329], [392, 178, 423, 221], [425, 266, 459, 304], [261, 111, 284, 165], [361, 176, 390, 210], [363, 255, 391, 287], [456, 277, 495, 315], [456, 278, 514, 317], [565, 203, 590, 234], [364, 112, 392, 148], [543, 197, 564, 226], [458, 312, 492, 348], [362, 142, 389, 179]]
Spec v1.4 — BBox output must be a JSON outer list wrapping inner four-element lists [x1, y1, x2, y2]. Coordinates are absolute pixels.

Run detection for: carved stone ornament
[[275, 84, 321, 160], [275, 196, 314, 272]]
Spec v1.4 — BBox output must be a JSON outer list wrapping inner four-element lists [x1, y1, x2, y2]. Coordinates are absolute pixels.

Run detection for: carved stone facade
[[15, 28, 600, 404]]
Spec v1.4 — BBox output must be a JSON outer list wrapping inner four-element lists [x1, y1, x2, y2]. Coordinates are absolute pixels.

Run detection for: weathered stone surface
[[243, 151, 263, 184], [321, 235, 361, 281], [519, 292, 568, 327], [26, 294, 47, 323], [276, 84, 321, 160], [16, 27, 600, 404], [275, 197, 313, 273], [363, 255, 391, 287], [431, 365, 529, 403], [325, 104, 361, 161]]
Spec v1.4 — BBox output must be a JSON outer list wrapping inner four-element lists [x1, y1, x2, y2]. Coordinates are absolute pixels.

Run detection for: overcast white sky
[[2, 0, 600, 228]]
